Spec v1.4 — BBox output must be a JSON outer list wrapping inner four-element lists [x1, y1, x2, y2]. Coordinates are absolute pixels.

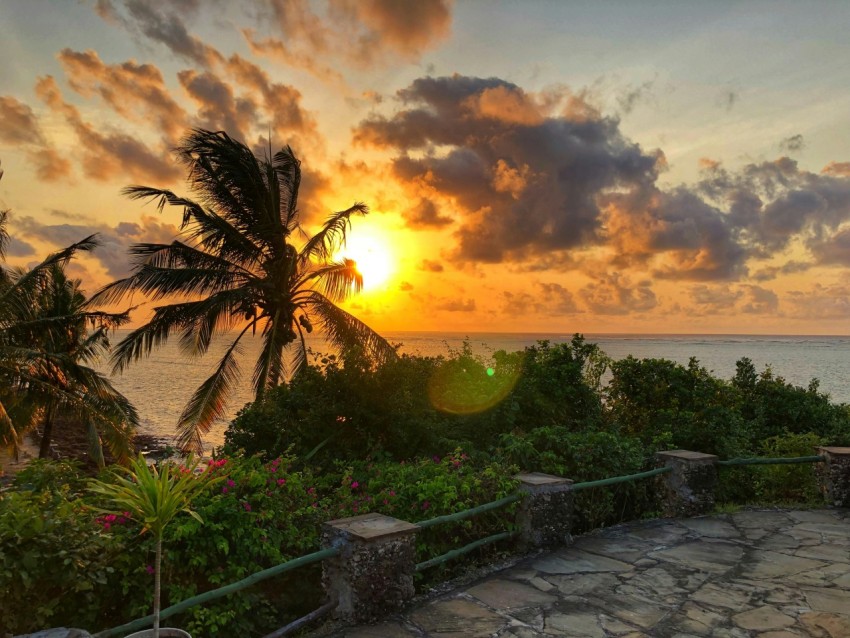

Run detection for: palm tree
[[0, 235, 138, 464], [96, 129, 395, 453]]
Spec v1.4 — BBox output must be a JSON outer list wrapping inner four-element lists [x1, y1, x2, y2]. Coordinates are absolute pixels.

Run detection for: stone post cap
[[818, 446, 850, 457], [323, 512, 418, 541], [656, 450, 719, 463], [514, 471, 573, 487]]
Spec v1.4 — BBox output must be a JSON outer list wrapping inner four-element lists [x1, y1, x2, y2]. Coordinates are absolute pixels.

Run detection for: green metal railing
[[96, 451, 829, 635], [95, 547, 339, 638], [570, 465, 671, 492], [717, 455, 825, 467]]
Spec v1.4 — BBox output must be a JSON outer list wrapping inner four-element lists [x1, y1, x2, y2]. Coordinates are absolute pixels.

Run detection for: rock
[[409, 597, 507, 637], [649, 540, 744, 574], [803, 586, 850, 614], [732, 605, 796, 631], [800, 611, 850, 637], [532, 548, 632, 574], [465, 579, 557, 610]]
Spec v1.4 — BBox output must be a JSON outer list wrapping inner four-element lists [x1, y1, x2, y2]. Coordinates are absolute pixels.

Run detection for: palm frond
[[0, 210, 9, 262], [175, 328, 248, 453], [299, 259, 363, 303], [252, 310, 291, 397], [298, 204, 368, 267], [122, 186, 264, 267], [273, 146, 301, 230], [303, 291, 396, 366]]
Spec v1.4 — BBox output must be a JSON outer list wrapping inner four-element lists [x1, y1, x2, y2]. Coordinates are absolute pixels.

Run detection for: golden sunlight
[[340, 233, 395, 291]]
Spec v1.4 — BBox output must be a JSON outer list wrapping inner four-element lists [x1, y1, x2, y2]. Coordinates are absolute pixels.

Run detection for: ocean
[[103, 332, 850, 450]]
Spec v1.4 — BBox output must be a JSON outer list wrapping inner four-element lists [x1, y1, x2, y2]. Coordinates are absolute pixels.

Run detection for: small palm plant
[[89, 454, 221, 637]]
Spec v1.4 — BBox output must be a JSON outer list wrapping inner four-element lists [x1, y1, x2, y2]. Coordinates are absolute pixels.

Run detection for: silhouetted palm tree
[[0, 233, 138, 463], [96, 129, 395, 452]]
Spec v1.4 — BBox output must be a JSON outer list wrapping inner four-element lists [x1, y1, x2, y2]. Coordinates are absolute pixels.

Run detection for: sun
[[339, 233, 394, 291]]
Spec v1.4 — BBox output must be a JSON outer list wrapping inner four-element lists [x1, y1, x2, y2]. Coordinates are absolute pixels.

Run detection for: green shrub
[[0, 484, 117, 635]]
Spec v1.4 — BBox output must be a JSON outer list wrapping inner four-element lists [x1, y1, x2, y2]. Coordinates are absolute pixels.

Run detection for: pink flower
[[307, 487, 316, 495], [351, 481, 359, 489], [277, 478, 286, 486], [227, 479, 236, 487], [145, 565, 155, 575], [103, 522, 111, 530], [312, 502, 319, 508], [243, 502, 252, 512], [221, 487, 228, 494], [383, 499, 389, 505], [389, 490, 396, 497]]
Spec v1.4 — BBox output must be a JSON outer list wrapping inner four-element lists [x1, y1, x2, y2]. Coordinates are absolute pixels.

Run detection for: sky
[[1, 0, 850, 335]]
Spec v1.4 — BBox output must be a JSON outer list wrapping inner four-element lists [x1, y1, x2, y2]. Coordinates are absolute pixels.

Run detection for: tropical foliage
[[96, 129, 395, 452], [89, 454, 220, 636], [0, 202, 137, 463]]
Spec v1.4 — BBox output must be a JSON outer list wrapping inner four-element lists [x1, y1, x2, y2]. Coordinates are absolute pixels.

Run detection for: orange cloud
[[58, 48, 188, 143], [35, 75, 179, 183], [0, 95, 72, 181]]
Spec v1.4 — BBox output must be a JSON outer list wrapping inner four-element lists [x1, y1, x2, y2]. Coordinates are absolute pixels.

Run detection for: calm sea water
[[102, 332, 850, 450]]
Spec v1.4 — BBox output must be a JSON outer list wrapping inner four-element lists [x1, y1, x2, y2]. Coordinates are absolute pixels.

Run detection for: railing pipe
[[416, 493, 522, 529], [95, 547, 339, 638], [570, 465, 671, 492], [717, 455, 825, 466], [415, 530, 516, 571]]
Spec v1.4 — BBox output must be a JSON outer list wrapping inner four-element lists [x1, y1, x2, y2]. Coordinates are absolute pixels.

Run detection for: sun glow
[[340, 233, 395, 291]]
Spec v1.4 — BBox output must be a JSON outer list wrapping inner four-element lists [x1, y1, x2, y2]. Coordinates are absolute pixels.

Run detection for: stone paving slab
[[322, 508, 849, 637]]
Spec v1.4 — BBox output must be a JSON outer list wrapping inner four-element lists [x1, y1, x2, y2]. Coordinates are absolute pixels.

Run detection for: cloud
[[822, 161, 850, 177], [0, 96, 72, 181], [750, 260, 811, 282], [403, 199, 452, 228], [5, 236, 36, 258], [418, 259, 444, 272], [223, 54, 318, 148], [0, 96, 45, 145], [58, 48, 188, 143], [808, 226, 850, 266], [786, 283, 850, 320], [580, 274, 657, 315], [178, 69, 258, 141], [356, 75, 663, 265], [779, 133, 805, 153], [690, 284, 743, 312], [15, 214, 180, 278], [617, 79, 655, 115], [740, 285, 779, 314], [94, 0, 223, 68], [501, 282, 579, 316], [35, 76, 179, 183], [244, 0, 451, 80], [398, 281, 413, 291], [436, 297, 476, 312]]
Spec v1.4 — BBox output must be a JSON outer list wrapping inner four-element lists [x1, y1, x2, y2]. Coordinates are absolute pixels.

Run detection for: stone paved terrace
[[320, 508, 850, 638]]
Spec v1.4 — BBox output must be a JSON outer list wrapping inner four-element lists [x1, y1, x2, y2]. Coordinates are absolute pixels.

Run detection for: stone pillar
[[514, 472, 574, 550], [321, 512, 418, 623], [656, 450, 719, 517], [817, 447, 850, 507]]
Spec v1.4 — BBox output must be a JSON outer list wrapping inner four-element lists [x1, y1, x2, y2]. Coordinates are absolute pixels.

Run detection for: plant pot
[[124, 629, 191, 638]]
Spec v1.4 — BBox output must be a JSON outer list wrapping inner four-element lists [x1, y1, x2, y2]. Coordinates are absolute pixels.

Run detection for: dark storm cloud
[[356, 75, 663, 264]]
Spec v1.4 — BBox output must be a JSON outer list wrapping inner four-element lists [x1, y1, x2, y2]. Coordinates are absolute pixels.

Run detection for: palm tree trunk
[[154, 534, 162, 638], [38, 405, 55, 458]]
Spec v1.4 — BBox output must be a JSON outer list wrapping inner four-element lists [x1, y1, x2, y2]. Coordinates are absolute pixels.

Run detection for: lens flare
[[427, 359, 521, 414]]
